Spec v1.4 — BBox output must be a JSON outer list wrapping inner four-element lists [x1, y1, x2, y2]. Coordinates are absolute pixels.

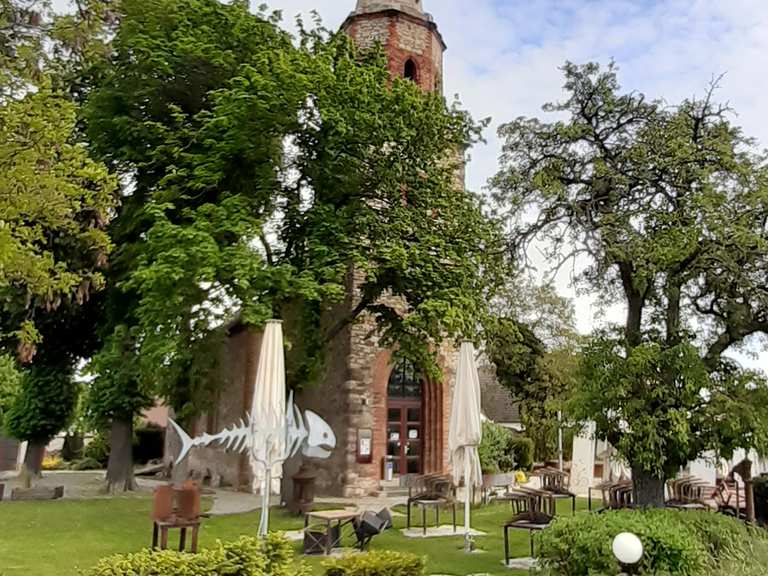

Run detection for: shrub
[[42, 455, 64, 470], [324, 551, 425, 576], [537, 509, 768, 576], [83, 431, 110, 466], [479, 421, 514, 473], [70, 457, 103, 471], [84, 534, 307, 576], [509, 436, 534, 471]]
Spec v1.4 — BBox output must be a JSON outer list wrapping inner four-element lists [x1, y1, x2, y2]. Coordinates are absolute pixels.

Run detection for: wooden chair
[[536, 468, 577, 515], [405, 474, 457, 533], [502, 490, 554, 563], [151, 483, 202, 553]]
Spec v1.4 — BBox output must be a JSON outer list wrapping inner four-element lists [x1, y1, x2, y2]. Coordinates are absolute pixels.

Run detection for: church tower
[[298, 1, 457, 498], [342, 0, 446, 93]]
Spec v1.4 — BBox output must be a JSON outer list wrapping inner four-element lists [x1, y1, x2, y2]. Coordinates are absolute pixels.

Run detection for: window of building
[[387, 359, 422, 398], [404, 59, 418, 82]]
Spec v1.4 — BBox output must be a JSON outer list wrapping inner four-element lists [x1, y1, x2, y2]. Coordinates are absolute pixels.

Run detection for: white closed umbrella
[[449, 341, 483, 552], [251, 320, 287, 537]]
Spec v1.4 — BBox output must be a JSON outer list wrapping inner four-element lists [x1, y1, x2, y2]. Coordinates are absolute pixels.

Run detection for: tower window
[[404, 59, 418, 82]]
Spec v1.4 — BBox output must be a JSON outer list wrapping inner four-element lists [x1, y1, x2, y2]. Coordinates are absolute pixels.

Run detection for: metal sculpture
[[169, 392, 336, 536]]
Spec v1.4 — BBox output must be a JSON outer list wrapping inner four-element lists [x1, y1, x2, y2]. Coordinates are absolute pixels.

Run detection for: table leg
[[152, 522, 159, 549], [422, 506, 427, 537], [504, 526, 510, 566], [179, 528, 187, 552], [452, 504, 457, 533], [435, 504, 439, 528], [191, 526, 199, 553], [160, 527, 169, 550], [588, 488, 593, 511], [325, 522, 332, 556], [572, 495, 576, 516], [530, 529, 535, 557], [407, 501, 412, 529]]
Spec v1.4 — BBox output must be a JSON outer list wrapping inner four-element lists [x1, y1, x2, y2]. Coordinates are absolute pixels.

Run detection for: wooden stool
[[152, 518, 201, 553]]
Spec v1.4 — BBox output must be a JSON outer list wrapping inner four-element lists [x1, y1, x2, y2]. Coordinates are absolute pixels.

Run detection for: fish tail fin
[[169, 419, 193, 465]]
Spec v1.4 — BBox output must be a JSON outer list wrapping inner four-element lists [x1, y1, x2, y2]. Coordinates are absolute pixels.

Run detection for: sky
[[50, 0, 768, 369]]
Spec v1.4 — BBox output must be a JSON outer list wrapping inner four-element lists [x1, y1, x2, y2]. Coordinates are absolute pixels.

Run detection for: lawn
[[0, 496, 587, 576]]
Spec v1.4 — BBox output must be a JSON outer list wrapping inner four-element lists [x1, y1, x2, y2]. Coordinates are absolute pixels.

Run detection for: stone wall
[[165, 327, 261, 490]]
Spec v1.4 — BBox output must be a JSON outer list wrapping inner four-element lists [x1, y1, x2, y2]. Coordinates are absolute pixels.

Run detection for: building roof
[[353, 1, 432, 21], [478, 363, 521, 424]]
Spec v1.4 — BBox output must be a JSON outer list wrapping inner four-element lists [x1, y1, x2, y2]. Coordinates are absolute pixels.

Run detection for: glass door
[[386, 400, 422, 476]]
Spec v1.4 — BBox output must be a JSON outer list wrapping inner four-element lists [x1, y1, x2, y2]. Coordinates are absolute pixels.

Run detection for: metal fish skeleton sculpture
[[169, 392, 336, 465]]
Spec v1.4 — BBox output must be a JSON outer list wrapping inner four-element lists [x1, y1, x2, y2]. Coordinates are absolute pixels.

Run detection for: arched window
[[387, 359, 422, 398], [404, 59, 418, 83]]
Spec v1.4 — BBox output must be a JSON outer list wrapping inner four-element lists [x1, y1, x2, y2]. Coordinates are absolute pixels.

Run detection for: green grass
[[0, 496, 588, 576]]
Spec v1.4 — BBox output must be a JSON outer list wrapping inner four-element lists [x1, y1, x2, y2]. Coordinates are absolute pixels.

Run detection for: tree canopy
[[0, 1, 117, 361], [78, 0, 503, 488], [492, 62, 768, 506]]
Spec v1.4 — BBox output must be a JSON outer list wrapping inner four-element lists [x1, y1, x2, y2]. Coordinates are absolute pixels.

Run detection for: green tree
[[84, 0, 503, 490], [5, 358, 78, 475], [492, 62, 768, 506], [0, 1, 118, 477], [0, 353, 20, 430], [486, 281, 581, 461]]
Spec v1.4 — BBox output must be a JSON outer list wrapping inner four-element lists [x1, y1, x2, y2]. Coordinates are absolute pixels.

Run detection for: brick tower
[[291, 0, 457, 498], [175, 1, 459, 499], [342, 0, 446, 93]]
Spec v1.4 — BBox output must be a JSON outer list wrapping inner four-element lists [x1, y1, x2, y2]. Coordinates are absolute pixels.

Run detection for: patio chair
[[352, 508, 393, 550], [536, 468, 577, 515], [405, 474, 457, 533], [666, 476, 717, 511], [502, 490, 554, 563]]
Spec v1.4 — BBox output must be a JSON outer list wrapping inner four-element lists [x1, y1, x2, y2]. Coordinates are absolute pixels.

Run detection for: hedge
[[84, 534, 307, 576], [324, 551, 425, 576], [537, 509, 768, 576]]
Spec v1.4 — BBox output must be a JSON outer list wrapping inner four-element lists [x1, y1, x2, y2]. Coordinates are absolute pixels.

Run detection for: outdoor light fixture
[[612, 532, 644, 574]]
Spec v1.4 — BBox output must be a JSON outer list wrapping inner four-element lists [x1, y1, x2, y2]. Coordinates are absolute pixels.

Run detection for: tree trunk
[[632, 466, 666, 508], [106, 418, 137, 493], [22, 440, 46, 480]]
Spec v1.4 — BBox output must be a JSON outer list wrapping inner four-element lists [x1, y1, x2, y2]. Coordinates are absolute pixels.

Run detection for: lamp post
[[612, 532, 643, 575]]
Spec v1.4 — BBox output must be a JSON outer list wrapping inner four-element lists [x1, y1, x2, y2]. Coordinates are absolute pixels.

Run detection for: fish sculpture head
[[302, 410, 336, 459]]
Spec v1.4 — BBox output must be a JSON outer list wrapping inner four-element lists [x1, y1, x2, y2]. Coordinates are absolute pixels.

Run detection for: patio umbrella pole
[[464, 454, 472, 553], [259, 462, 271, 538]]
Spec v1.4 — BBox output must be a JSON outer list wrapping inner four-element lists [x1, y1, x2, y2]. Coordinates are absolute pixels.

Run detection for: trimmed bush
[[537, 509, 768, 576], [84, 534, 307, 576], [479, 421, 515, 473], [324, 551, 425, 576], [83, 431, 110, 466], [508, 436, 534, 471]]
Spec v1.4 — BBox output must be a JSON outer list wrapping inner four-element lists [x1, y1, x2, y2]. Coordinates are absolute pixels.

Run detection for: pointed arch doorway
[[383, 359, 445, 479]]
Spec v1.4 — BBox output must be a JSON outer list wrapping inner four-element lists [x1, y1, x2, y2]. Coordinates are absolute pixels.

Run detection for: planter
[[11, 485, 64, 501]]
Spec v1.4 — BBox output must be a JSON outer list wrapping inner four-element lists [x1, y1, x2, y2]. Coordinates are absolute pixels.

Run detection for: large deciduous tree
[[0, 0, 117, 475], [84, 0, 503, 490], [492, 62, 768, 507]]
